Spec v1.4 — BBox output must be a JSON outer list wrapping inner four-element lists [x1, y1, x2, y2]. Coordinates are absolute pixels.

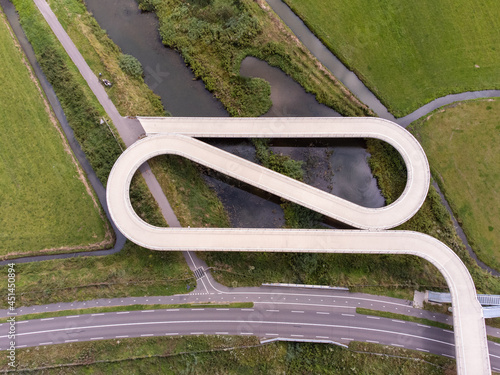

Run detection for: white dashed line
[[141, 310, 154, 313], [90, 337, 104, 340], [116, 312, 129, 314], [417, 348, 429, 352], [392, 320, 405, 324], [341, 338, 354, 341], [292, 311, 304, 313], [116, 335, 129, 338], [191, 332, 204, 335], [316, 336, 329, 339], [65, 339, 78, 343], [91, 314, 105, 317], [391, 344, 404, 347], [215, 332, 229, 335], [241, 332, 253, 335], [216, 309, 229, 311], [66, 316, 79, 319], [366, 340, 379, 344], [417, 324, 431, 328], [266, 310, 279, 312], [443, 329, 453, 334], [342, 314, 355, 317], [41, 318, 54, 321], [39, 342, 52, 345], [316, 312, 329, 315], [291, 334, 304, 337], [141, 334, 154, 337], [443, 354, 454, 358], [165, 333, 179, 335]]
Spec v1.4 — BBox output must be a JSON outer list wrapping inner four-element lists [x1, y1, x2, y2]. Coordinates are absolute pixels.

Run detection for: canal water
[[83, 0, 385, 228]]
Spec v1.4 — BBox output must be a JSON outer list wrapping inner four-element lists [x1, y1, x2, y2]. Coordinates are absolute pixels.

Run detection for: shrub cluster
[[119, 54, 144, 79]]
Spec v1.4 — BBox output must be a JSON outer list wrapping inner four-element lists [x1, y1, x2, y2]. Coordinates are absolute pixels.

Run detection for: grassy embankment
[[1, 335, 455, 374], [410, 99, 500, 270], [0, 8, 108, 258], [283, 0, 500, 117], [0, 0, 193, 305]]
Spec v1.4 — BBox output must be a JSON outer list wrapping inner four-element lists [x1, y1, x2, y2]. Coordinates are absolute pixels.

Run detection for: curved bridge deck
[[107, 117, 489, 374]]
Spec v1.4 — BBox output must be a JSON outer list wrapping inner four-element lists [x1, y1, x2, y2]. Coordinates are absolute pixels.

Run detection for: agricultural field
[[410, 98, 500, 270], [283, 0, 500, 117], [0, 9, 109, 258]]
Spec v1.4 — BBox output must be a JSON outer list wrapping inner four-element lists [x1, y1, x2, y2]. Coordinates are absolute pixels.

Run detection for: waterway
[[84, 0, 384, 229]]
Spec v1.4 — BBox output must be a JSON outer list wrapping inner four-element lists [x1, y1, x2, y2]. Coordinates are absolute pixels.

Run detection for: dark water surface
[[83, 0, 384, 228]]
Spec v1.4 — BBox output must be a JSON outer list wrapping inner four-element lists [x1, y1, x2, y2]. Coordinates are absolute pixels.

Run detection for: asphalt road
[[2, 306, 500, 371]]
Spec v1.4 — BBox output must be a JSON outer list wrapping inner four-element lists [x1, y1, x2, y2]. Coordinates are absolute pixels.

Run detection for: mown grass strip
[[410, 99, 500, 270], [356, 308, 453, 330], [0, 7, 108, 256], [0, 302, 254, 323], [283, 0, 500, 117]]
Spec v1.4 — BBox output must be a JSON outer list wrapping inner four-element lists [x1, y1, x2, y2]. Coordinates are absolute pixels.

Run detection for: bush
[[119, 54, 143, 79]]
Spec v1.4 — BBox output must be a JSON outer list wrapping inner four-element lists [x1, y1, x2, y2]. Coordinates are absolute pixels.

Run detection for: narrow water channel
[[83, 0, 384, 228]]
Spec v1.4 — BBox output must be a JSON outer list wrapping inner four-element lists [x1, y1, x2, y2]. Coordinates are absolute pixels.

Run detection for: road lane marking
[[241, 309, 254, 312], [167, 309, 180, 312], [266, 310, 279, 312], [241, 332, 253, 335], [392, 320, 405, 324], [141, 310, 155, 313], [342, 314, 355, 317], [366, 340, 379, 343], [116, 335, 129, 338], [117, 312, 129, 314], [417, 324, 431, 328], [291, 334, 304, 337], [443, 329, 453, 334], [316, 336, 329, 339], [341, 338, 354, 341], [65, 339, 78, 343], [391, 344, 404, 347], [165, 333, 179, 335], [91, 314, 105, 316], [265, 333, 278, 336], [292, 311, 304, 313], [90, 337, 104, 340], [66, 316, 80, 318], [16, 345, 27, 348], [141, 334, 154, 337], [191, 309, 205, 311], [190, 332, 204, 335], [443, 354, 454, 358], [417, 348, 429, 352], [216, 332, 229, 334], [41, 318, 54, 321], [366, 316, 380, 320], [39, 342, 52, 345], [216, 309, 229, 311], [2, 320, 456, 347], [316, 312, 329, 315]]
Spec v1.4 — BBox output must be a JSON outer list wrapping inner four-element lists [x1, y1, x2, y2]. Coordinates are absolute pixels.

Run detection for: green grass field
[[283, 0, 500, 117], [0, 10, 109, 257], [410, 98, 500, 270]]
